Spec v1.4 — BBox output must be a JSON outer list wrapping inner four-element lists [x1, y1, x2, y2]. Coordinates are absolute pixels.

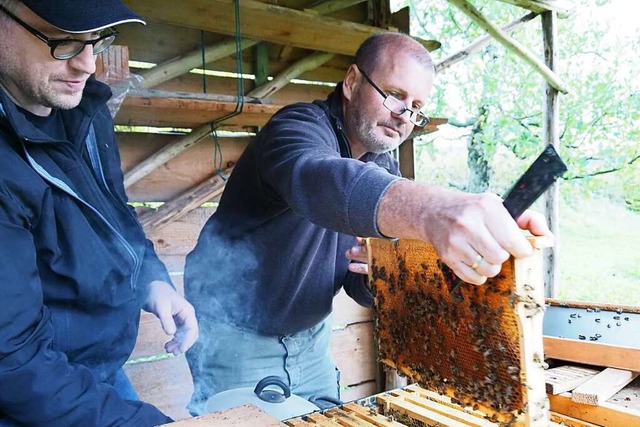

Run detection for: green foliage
[[410, 0, 639, 198], [407, 0, 640, 302]]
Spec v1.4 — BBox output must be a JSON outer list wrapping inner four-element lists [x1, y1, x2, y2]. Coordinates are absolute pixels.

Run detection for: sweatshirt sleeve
[[258, 104, 404, 238], [0, 192, 171, 426]]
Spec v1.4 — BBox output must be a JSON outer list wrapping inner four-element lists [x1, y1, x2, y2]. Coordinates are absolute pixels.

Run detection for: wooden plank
[[163, 404, 285, 426], [332, 289, 373, 327], [549, 392, 640, 426], [545, 365, 600, 395], [148, 71, 336, 106], [340, 381, 377, 404], [571, 368, 639, 406], [123, 0, 439, 56], [331, 322, 376, 388], [125, 355, 193, 421], [544, 336, 640, 372], [147, 207, 215, 256], [119, 133, 248, 202], [116, 94, 281, 129], [549, 412, 602, 427]]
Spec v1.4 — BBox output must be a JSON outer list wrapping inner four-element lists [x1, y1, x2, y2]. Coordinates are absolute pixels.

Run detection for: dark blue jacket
[[0, 80, 172, 426], [184, 85, 402, 335]]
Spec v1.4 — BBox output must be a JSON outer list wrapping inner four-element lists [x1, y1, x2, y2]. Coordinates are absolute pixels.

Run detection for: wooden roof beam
[[137, 0, 370, 90], [448, 0, 569, 94], [139, 167, 234, 232], [496, 0, 573, 17], [247, 51, 336, 100], [123, 0, 439, 56], [139, 39, 259, 89], [436, 12, 537, 73]]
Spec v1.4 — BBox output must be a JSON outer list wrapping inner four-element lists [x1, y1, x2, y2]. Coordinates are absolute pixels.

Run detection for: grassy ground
[[556, 197, 640, 305]]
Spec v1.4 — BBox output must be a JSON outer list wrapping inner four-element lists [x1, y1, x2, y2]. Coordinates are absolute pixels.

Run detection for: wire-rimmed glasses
[[356, 64, 430, 127]]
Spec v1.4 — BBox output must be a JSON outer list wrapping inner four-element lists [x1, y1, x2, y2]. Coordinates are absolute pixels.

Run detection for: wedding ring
[[470, 254, 484, 270]]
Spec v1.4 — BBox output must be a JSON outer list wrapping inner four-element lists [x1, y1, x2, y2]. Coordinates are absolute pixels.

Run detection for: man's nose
[[68, 45, 97, 75]]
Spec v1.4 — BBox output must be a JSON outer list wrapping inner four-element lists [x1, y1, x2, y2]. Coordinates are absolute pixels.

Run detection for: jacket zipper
[[21, 136, 141, 290]]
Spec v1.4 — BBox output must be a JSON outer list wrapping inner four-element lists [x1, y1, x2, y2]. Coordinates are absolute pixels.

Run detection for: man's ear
[[342, 64, 359, 102]]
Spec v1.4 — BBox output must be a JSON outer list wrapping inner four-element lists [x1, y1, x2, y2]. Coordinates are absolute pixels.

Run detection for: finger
[[348, 262, 369, 275], [517, 209, 552, 237], [346, 245, 368, 263], [157, 307, 177, 336]]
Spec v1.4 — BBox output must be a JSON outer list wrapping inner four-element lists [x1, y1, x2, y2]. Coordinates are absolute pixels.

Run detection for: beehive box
[[366, 237, 552, 426]]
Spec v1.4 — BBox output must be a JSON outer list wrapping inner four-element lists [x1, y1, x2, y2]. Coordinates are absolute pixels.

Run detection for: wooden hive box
[[366, 237, 553, 426]]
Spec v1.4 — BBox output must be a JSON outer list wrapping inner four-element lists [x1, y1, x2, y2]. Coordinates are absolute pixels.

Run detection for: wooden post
[[542, 11, 560, 298]]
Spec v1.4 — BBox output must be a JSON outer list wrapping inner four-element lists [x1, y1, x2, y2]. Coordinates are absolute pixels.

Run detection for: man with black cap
[[0, 1, 198, 425]]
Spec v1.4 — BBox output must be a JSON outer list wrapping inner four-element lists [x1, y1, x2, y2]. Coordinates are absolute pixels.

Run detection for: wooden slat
[[571, 368, 639, 406], [389, 389, 495, 427], [549, 392, 640, 427], [117, 93, 280, 130], [545, 365, 600, 395], [123, 0, 439, 56], [324, 407, 372, 426], [163, 404, 285, 426], [544, 336, 640, 372], [376, 394, 471, 427], [342, 403, 407, 426]]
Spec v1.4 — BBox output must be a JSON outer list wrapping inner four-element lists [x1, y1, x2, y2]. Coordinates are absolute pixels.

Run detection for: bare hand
[[346, 237, 369, 275], [424, 191, 552, 285], [377, 182, 553, 286], [144, 281, 199, 355]]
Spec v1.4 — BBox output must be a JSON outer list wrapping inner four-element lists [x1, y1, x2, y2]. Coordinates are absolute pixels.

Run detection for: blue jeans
[[0, 368, 137, 426], [186, 316, 340, 416]]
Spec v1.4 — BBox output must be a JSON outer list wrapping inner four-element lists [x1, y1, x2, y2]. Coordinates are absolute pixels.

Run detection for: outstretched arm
[[376, 180, 551, 285]]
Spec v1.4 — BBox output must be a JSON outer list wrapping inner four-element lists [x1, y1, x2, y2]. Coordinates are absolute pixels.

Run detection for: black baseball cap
[[20, 0, 145, 33]]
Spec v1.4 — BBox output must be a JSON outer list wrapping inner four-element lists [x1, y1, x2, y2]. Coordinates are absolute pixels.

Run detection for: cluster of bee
[[370, 246, 534, 425]]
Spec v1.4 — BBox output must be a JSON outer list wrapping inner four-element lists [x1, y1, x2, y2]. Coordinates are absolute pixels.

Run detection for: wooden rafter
[[123, 0, 439, 56], [139, 39, 259, 89], [247, 51, 336, 99], [436, 12, 537, 73], [496, 0, 573, 16], [448, 0, 569, 94], [139, 167, 234, 232]]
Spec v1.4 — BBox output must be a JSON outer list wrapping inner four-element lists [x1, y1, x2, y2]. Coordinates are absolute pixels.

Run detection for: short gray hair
[[354, 32, 435, 76]]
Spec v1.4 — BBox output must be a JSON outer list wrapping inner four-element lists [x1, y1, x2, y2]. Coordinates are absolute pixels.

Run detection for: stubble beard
[[348, 106, 404, 154]]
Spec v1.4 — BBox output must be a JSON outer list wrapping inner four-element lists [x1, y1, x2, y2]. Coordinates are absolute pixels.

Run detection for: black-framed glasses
[[356, 64, 430, 127], [0, 5, 118, 60]]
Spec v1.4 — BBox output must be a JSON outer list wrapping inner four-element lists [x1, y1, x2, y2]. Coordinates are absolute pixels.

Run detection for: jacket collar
[[0, 77, 112, 145], [323, 83, 354, 158]]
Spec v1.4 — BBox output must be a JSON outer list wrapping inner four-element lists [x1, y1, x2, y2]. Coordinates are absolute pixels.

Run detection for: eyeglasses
[[0, 5, 118, 60], [355, 64, 430, 127]]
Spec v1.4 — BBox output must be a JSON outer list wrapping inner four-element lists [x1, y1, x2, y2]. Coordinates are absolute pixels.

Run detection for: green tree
[[408, 0, 639, 202]]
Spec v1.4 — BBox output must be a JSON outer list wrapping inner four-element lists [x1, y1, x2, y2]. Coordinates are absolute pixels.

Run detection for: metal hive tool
[[367, 237, 552, 426]]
